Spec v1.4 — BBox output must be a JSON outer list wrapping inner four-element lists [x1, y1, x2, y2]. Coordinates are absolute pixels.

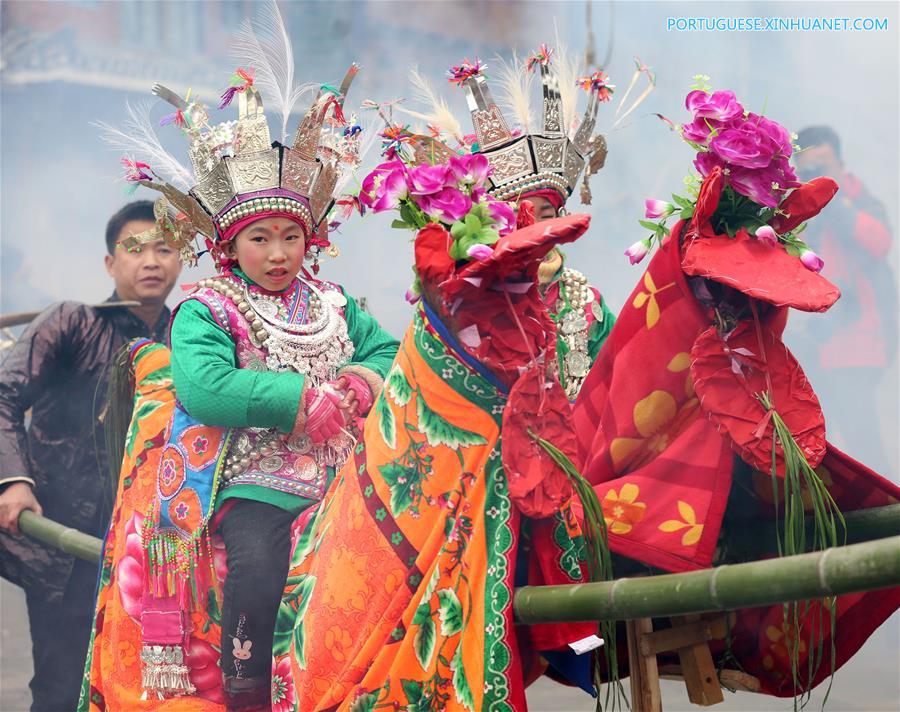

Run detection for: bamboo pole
[[720, 503, 900, 561], [17, 511, 900, 624], [514, 536, 900, 624], [18, 510, 102, 564]]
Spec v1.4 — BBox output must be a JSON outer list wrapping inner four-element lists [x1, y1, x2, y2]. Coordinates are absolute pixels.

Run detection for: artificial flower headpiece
[[390, 41, 654, 206], [98, 1, 370, 258]]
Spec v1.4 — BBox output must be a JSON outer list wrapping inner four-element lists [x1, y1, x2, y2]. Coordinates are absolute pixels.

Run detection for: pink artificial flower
[[408, 163, 451, 196], [754, 225, 779, 246], [710, 122, 778, 170], [800, 248, 825, 272], [625, 238, 652, 265], [466, 243, 494, 261], [360, 160, 408, 212], [487, 199, 516, 236], [685, 90, 744, 122], [418, 187, 473, 223], [644, 198, 674, 219], [448, 153, 491, 189], [405, 286, 421, 304], [728, 166, 782, 208]]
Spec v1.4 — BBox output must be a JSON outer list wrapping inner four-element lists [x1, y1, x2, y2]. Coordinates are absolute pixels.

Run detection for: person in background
[[794, 126, 897, 473], [0, 200, 182, 712]]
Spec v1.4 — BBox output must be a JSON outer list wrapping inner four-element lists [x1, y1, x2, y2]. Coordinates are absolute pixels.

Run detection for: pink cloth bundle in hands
[[303, 386, 346, 444]]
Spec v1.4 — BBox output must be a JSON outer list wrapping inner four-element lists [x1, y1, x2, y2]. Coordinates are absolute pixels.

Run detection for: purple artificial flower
[[466, 243, 494, 261], [693, 151, 724, 178], [728, 166, 781, 208], [418, 187, 473, 223], [799, 248, 825, 272], [408, 163, 451, 196], [487, 199, 516, 236], [448, 153, 491, 189], [755, 225, 779, 246], [709, 121, 779, 169], [681, 117, 715, 144], [745, 112, 793, 158], [360, 160, 409, 212], [685, 90, 744, 122], [644, 198, 675, 219], [625, 238, 652, 265]]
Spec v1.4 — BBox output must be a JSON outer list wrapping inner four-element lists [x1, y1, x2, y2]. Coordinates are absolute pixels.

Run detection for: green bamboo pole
[[18, 510, 102, 564], [719, 503, 900, 561], [514, 535, 900, 624]]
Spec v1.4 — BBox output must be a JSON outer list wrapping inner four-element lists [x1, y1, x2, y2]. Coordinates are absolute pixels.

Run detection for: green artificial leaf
[[436, 588, 463, 636], [638, 219, 662, 231], [416, 397, 488, 449], [348, 691, 379, 712], [679, 206, 695, 220], [379, 462, 421, 515], [671, 193, 694, 209], [401, 679, 425, 706], [785, 244, 802, 257], [387, 366, 414, 406], [414, 616, 437, 670], [451, 645, 475, 711], [392, 219, 412, 230], [376, 398, 397, 449]]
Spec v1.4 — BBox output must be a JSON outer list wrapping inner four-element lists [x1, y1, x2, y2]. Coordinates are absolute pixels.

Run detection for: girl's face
[[223, 216, 307, 291]]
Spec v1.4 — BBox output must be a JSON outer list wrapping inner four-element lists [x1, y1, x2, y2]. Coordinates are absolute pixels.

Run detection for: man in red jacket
[[794, 126, 897, 474]]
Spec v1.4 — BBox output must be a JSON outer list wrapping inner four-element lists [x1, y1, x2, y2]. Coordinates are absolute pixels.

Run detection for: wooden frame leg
[[626, 617, 662, 711]]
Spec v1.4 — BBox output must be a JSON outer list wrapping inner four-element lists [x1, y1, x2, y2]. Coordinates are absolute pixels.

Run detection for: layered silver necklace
[[241, 277, 354, 383]]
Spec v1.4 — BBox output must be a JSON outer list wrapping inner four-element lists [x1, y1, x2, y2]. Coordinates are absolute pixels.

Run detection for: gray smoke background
[[1, 1, 897, 709]]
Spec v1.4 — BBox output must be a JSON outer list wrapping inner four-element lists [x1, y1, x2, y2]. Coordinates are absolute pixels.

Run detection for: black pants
[[218, 499, 294, 697], [25, 559, 98, 712]]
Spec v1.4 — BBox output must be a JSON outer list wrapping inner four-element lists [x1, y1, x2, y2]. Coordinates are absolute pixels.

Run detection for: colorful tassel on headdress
[[446, 58, 486, 85], [334, 194, 365, 219], [121, 157, 154, 182], [159, 108, 190, 130], [379, 124, 412, 158], [319, 94, 347, 126], [526, 44, 554, 72], [576, 70, 615, 102], [218, 67, 255, 109]]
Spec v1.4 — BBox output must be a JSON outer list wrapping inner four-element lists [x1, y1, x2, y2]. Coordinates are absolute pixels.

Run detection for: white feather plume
[[493, 52, 535, 133], [94, 100, 193, 190], [553, 27, 582, 138], [397, 66, 464, 144], [229, 0, 316, 142]]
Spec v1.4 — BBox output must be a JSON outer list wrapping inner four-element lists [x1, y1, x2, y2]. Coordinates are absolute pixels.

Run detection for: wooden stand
[[624, 613, 760, 710]]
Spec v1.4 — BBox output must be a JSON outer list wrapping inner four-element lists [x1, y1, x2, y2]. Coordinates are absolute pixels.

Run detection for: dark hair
[[105, 200, 155, 254], [797, 126, 841, 161]]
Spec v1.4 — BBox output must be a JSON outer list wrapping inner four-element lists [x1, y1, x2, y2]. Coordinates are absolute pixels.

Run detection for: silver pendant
[[565, 349, 591, 378]]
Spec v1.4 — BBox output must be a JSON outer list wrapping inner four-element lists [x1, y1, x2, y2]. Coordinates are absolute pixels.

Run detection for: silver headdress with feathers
[[402, 41, 654, 206], [97, 0, 368, 254]]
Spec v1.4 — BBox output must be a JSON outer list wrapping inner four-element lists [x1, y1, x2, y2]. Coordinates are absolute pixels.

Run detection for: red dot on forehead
[[272, 225, 280, 231]]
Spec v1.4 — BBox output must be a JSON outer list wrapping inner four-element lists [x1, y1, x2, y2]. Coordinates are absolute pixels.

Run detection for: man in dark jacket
[[0, 201, 182, 711]]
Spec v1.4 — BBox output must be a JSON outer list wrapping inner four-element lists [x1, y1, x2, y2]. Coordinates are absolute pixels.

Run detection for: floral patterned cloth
[[273, 305, 594, 711], [79, 341, 228, 710]]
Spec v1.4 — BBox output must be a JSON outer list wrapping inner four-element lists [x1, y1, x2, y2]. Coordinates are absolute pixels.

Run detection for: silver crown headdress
[[97, 1, 367, 250], [396, 42, 654, 206]]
